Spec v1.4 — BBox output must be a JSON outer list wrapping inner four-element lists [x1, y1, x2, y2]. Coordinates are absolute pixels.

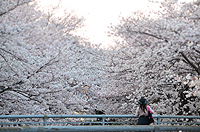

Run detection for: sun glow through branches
[[35, 0, 195, 49]]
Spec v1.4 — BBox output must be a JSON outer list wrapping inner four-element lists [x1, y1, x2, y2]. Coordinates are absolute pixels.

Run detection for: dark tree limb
[[0, 52, 19, 76], [27, 55, 59, 79], [0, 0, 33, 17], [193, 47, 200, 54], [180, 51, 200, 75], [127, 29, 169, 42], [0, 86, 12, 94], [12, 89, 41, 103], [0, 47, 28, 63], [10, 56, 59, 87]]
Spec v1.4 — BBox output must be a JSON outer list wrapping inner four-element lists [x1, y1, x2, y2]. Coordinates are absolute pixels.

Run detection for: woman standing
[[136, 97, 154, 125]]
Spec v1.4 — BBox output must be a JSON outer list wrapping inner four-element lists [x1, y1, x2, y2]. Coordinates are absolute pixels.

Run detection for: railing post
[[44, 115, 47, 126], [102, 115, 105, 126], [157, 115, 161, 125]]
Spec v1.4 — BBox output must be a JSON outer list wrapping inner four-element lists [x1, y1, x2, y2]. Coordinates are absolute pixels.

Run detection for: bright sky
[[37, 0, 194, 48], [62, 0, 151, 48]]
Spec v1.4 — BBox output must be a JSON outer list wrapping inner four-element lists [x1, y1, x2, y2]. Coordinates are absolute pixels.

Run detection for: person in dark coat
[[136, 97, 154, 125]]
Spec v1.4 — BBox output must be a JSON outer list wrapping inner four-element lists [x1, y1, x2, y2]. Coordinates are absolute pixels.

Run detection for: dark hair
[[140, 104, 147, 113], [138, 97, 148, 105], [138, 97, 148, 113]]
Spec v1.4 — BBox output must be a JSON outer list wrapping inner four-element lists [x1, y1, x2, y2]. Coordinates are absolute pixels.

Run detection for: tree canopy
[[0, 0, 200, 120]]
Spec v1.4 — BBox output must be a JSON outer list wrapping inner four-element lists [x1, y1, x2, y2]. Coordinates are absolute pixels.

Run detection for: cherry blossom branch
[[126, 29, 169, 42], [0, 52, 19, 76], [0, 0, 33, 17], [0, 55, 59, 95], [0, 47, 28, 63], [8, 56, 59, 87], [180, 51, 200, 75], [193, 47, 200, 54], [0, 86, 12, 94], [27, 55, 59, 79], [0, 86, 41, 103], [12, 89, 42, 103]]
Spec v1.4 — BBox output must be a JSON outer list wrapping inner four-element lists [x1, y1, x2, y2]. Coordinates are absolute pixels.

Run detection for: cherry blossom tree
[[107, 0, 200, 115], [1, 0, 200, 125], [0, 0, 108, 117]]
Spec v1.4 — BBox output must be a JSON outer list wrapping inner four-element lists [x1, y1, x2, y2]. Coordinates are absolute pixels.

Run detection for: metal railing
[[1, 115, 200, 126], [0, 115, 200, 132]]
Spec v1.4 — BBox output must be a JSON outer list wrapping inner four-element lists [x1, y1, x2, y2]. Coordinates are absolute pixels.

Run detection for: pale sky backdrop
[[37, 0, 194, 48], [63, 0, 151, 48]]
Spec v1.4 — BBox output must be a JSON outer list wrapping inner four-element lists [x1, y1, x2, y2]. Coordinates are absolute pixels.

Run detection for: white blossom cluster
[[0, 0, 200, 125], [0, 0, 107, 116], [107, 0, 200, 115]]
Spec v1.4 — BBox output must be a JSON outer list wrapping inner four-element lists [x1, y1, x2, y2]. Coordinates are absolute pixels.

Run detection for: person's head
[[138, 97, 148, 105], [138, 97, 148, 112]]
